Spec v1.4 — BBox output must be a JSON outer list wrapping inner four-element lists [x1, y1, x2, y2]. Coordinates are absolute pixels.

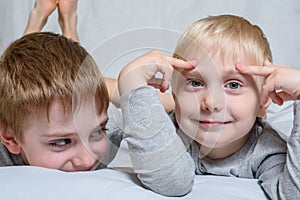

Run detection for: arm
[[256, 102, 300, 199], [119, 86, 195, 196], [236, 61, 300, 199], [105, 77, 175, 113], [282, 101, 300, 196], [236, 61, 300, 105], [118, 51, 196, 196], [105, 77, 120, 107]]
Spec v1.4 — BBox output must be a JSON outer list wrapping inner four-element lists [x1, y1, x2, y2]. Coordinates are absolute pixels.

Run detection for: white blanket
[[0, 166, 266, 200]]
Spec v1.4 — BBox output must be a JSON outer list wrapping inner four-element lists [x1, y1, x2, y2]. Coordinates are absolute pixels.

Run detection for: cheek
[[90, 136, 109, 159], [229, 93, 260, 118], [99, 137, 109, 154], [23, 148, 66, 169], [174, 92, 200, 117], [174, 95, 200, 140], [227, 95, 259, 136]]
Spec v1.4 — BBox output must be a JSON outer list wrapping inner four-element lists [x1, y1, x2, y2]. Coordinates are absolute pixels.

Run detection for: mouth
[[199, 120, 231, 129]]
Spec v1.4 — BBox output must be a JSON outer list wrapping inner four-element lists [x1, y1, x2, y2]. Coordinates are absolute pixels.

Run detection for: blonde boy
[[118, 15, 300, 198]]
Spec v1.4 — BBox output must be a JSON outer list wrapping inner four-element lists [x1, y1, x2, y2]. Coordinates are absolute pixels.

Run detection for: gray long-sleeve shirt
[[120, 86, 300, 199]]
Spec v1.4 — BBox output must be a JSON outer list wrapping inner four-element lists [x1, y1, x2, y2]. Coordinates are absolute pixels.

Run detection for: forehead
[[21, 98, 108, 143], [47, 98, 105, 123], [177, 51, 250, 78], [176, 36, 259, 66], [25, 98, 106, 130]]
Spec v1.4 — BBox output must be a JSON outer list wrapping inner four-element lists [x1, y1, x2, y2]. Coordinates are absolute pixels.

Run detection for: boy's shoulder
[[250, 119, 287, 153]]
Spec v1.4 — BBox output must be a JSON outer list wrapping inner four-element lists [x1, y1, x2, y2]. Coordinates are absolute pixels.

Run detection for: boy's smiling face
[[173, 52, 264, 158], [18, 98, 108, 171]]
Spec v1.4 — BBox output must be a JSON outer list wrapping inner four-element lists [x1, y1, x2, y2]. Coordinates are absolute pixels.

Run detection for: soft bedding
[[0, 166, 266, 200]]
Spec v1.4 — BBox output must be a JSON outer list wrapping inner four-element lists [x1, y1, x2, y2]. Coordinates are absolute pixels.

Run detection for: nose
[[201, 89, 224, 112], [71, 143, 96, 170]]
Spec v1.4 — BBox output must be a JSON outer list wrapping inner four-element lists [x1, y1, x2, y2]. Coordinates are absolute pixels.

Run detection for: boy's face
[[18, 98, 108, 172], [173, 52, 264, 157]]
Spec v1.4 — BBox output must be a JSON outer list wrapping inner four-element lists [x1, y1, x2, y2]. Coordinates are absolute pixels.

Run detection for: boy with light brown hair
[[0, 31, 111, 171]]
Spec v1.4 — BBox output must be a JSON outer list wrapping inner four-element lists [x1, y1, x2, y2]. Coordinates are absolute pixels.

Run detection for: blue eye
[[187, 80, 204, 87], [52, 139, 71, 146], [225, 82, 241, 90], [90, 128, 107, 141], [49, 138, 72, 152]]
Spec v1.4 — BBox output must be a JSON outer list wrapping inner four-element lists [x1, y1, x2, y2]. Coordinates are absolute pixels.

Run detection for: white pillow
[[0, 166, 266, 200]]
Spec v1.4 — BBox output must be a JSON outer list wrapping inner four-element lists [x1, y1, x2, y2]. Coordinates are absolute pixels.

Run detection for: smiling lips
[[199, 120, 231, 129]]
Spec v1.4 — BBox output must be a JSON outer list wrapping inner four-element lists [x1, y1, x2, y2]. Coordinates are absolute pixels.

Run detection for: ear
[[257, 97, 271, 118], [0, 126, 22, 154]]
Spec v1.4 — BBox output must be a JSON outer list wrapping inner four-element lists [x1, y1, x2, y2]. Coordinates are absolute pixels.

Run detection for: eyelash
[[48, 127, 108, 151], [90, 127, 108, 141], [186, 79, 243, 93], [186, 79, 205, 88], [50, 138, 72, 152], [224, 81, 242, 90]]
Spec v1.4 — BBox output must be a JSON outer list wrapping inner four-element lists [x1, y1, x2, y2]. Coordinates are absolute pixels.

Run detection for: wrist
[[118, 68, 148, 96]]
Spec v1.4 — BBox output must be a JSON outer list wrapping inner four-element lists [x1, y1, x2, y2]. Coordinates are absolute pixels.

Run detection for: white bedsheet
[[0, 166, 266, 200]]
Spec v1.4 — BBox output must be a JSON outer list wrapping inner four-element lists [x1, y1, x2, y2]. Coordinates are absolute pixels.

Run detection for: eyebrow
[[183, 65, 243, 76], [180, 68, 202, 77], [222, 68, 247, 79], [90, 117, 109, 133], [41, 132, 77, 138], [41, 117, 109, 138]]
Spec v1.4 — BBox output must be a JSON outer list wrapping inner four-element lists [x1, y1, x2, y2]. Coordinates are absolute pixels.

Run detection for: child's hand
[[118, 50, 196, 95], [236, 60, 300, 105]]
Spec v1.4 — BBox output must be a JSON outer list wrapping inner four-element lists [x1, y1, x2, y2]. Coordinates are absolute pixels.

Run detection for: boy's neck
[[198, 133, 250, 159], [21, 150, 29, 165]]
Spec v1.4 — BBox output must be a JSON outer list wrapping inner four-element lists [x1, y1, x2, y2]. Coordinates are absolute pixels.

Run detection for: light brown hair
[[0, 32, 109, 142]]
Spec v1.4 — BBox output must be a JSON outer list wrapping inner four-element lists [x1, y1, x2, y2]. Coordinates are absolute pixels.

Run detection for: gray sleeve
[[258, 101, 300, 200], [280, 101, 300, 198], [119, 86, 195, 196]]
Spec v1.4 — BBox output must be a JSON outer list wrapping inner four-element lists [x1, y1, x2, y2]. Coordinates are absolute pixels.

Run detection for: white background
[[0, 0, 300, 78]]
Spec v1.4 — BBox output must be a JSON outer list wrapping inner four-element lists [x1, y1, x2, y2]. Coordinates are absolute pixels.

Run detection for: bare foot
[[57, 0, 79, 42], [23, 0, 57, 35]]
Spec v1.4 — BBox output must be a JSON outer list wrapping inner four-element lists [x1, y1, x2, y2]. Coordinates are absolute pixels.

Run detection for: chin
[[196, 135, 230, 148]]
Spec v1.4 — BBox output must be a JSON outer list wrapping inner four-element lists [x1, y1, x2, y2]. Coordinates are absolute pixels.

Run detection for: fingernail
[[235, 64, 243, 69]]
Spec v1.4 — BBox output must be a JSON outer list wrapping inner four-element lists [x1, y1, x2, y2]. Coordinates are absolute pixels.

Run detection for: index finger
[[235, 64, 275, 77], [166, 56, 197, 70]]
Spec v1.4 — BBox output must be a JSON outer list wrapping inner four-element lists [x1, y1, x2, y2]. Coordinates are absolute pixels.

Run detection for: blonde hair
[[173, 14, 272, 65], [0, 32, 109, 142]]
